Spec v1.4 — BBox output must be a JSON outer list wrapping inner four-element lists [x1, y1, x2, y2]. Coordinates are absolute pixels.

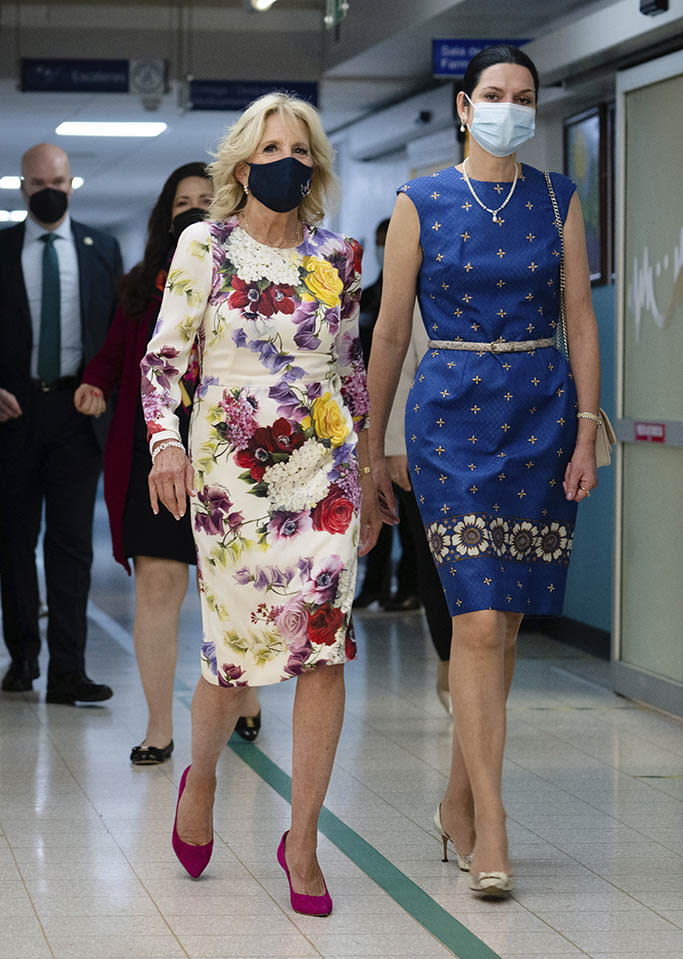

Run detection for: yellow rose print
[[312, 392, 350, 447], [303, 256, 343, 308]]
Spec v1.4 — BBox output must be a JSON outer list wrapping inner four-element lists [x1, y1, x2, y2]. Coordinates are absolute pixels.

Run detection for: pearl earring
[[244, 184, 249, 196], [460, 120, 466, 133]]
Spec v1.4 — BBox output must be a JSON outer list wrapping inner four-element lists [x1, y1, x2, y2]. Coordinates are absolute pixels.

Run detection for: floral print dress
[[140, 218, 367, 687]]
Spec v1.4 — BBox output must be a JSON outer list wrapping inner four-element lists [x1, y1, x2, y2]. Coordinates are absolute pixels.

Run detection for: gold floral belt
[[427, 337, 555, 353]]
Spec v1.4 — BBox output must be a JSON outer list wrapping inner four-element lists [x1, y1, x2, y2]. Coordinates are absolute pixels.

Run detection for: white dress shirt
[[22, 212, 82, 378]]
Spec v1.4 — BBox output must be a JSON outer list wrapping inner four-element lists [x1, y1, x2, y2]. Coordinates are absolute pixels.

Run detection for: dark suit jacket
[[0, 218, 123, 450]]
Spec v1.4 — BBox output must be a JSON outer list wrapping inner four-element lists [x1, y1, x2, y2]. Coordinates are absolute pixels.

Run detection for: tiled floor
[[0, 494, 682, 958]]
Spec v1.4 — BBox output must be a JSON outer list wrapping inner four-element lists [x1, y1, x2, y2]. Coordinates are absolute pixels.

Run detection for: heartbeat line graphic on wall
[[629, 227, 683, 341]]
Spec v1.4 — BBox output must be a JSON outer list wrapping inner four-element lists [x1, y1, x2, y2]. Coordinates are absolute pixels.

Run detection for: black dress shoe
[[2, 659, 39, 692], [382, 592, 421, 612], [234, 711, 261, 743], [46, 678, 113, 705], [130, 740, 174, 765]]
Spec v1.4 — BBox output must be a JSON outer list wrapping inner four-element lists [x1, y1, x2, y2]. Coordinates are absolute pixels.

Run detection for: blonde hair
[[208, 92, 338, 224]]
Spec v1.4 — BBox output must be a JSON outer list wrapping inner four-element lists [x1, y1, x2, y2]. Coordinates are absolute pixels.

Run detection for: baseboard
[[521, 615, 610, 661]]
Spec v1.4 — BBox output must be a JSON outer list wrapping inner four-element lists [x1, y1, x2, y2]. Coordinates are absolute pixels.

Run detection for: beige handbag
[[544, 172, 616, 468]]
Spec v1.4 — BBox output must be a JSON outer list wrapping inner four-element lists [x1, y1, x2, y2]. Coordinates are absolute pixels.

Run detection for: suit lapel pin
[[83, 236, 94, 246]]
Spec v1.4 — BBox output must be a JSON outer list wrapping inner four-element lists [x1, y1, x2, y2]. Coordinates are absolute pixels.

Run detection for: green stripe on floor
[[88, 603, 502, 958], [229, 740, 502, 959]]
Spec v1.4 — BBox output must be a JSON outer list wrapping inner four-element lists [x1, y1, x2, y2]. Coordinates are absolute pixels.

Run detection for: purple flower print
[[250, 339, 294, 373], [283, 645, 312, 677], [297, 556, 314, 580], [201, 640, 218, 675], [140, 346, 180, 392], [197, 375, 219, 399], [234, 567, 252, 585], [218, 663, 249, 687], [282, 365, 306, 383], [219, 389, 258, 450], [232, 328, 248, 349], [252, 565, 296, 591], [323, 306, 339, 337], [306, 383, 322, 402], [194, 486, 243, 537], [268, 511, 313, 541], [268, 382, 307, 421], [302, 555, 344, 604], [276, 597, 310, 647], [292, 300, 320, 350]]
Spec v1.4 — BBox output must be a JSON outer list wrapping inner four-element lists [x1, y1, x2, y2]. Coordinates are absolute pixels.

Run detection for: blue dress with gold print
[[401, 163, 578, 616]]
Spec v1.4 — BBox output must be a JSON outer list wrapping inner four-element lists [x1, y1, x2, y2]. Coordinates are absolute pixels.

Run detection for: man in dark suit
[[0, 142, 122, 703]]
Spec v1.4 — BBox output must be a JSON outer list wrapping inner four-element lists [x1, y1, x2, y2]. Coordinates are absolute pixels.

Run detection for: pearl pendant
[[492, 213, 499, 223]]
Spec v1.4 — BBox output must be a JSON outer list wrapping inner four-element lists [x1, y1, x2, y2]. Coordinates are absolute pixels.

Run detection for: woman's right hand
[[371, 454, 400, 525], [148, 445, 194, 521], [74, 383, 106, 417]]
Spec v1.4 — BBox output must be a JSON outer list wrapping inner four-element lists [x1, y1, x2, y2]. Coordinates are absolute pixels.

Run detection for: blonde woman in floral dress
[[140, 93, 379, 916]]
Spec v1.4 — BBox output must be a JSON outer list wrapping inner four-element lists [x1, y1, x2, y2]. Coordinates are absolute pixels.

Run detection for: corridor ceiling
[[0, 0, 663, 230]]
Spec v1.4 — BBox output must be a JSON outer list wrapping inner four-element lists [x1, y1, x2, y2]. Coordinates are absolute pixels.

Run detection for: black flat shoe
[[235, 711, 261, 742], [130, 739, 174, 765], [46, 678, 113, 705], [2, 659, 39, 692]]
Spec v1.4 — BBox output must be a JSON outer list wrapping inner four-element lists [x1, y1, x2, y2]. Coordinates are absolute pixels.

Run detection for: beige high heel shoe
[[469, 870, 514, 898], [433, 804, 472, 871]]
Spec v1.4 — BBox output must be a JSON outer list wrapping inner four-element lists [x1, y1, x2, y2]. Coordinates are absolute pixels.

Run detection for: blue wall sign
[[433, 40, 529, 78], [189, 80, 318, 111], [21, 58, 129, 93]]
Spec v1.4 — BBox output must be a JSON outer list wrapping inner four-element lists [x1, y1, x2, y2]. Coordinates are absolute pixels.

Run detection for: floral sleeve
[[335, 237, 369, 433], [140, 221, 213, 446]]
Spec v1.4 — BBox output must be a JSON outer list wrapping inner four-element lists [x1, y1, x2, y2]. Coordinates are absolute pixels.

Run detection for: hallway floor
[[1, 496, 682, 959]]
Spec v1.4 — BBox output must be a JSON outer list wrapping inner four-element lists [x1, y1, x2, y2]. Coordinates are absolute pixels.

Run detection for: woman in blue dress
[[367, 45, 602, 896]]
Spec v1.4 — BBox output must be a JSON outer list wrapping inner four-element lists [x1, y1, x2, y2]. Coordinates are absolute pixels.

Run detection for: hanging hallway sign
[[21, 58, 129, 93], [433, 40, 529, 78], [188, 80, 318, 111]]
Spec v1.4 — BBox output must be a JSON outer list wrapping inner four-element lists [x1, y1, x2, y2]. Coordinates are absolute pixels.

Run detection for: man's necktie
[[38, 233, 61, 385]]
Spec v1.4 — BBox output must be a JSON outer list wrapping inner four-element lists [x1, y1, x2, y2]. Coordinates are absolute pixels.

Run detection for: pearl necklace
[[461, 157, 520, 224]]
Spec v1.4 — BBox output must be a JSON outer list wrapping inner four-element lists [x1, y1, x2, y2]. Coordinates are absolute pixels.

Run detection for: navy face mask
[[247, 156, 312, 213]]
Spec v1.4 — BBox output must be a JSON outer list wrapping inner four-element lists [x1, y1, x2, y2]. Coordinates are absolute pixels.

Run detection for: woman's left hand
[[358, 477, 383, 557], [564, 442, 598, 503]]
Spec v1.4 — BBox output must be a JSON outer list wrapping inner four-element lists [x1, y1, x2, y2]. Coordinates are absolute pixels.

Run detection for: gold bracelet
[[359, 465, 372, 475], [577, 411, 602, 428]]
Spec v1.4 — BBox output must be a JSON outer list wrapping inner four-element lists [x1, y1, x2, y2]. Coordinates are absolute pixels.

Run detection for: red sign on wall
[[634, 422, 666, 443]]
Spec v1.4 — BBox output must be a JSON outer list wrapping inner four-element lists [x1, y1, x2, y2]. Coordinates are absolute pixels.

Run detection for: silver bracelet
[[151, 440, 185, 462]]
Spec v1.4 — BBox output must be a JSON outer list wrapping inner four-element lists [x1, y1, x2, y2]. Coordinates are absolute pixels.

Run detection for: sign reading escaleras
[[21, 58, 130, 93], [433, 39, 529, 78]]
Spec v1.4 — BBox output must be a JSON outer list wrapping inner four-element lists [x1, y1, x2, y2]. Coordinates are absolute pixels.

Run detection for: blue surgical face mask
[[465, 94, 536, 158], [247, 156, 312, 213]]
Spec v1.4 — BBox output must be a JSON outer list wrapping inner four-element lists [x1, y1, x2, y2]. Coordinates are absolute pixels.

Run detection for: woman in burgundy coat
[[75, 163, 261, 762]]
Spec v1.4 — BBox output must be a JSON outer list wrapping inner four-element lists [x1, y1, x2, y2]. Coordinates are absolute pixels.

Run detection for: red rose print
[[345, 623, 357, 661], [312, 483, 354, 535], [308, 603, 344, 646]]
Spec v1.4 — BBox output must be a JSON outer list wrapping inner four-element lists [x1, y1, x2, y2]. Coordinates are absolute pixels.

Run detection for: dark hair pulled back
[[119, 161, 211, 318], [461, 45, 539, 100]]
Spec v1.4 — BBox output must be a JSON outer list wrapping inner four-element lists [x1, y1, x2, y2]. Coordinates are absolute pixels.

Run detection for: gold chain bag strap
[[544, 171, 615, 468]]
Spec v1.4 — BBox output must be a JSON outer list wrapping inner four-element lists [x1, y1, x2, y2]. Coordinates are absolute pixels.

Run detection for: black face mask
[[171, 207, 208, 241], [29, 187, 69, 224], [247, 157, 312, 213]]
